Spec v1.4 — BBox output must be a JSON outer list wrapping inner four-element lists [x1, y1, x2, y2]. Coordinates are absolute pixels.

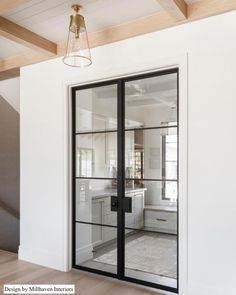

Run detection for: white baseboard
[[18, 245, 66, 271], [76, 244, 93, 264]]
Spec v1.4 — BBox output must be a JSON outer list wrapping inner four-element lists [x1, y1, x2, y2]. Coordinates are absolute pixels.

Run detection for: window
[[162, 125, 178, 201], [77, 148, 93, 177]]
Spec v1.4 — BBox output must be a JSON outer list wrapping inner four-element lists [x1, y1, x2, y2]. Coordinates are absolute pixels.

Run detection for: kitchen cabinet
[[91, 198, 104, 247], [144, 208, 177, 234], [91, 189, 145, 247]]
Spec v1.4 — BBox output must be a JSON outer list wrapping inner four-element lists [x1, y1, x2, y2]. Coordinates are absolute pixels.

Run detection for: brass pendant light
[[63, 4, 92, 67]]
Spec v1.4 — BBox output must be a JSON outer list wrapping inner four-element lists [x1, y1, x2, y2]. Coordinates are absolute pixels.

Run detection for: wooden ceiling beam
[[0, 16, 57, 55], [0, 0, 31, 14], [1, 0, 236, 75], [0, 68, 20, 81], [156, 0, 188, 21], [188, 0, 236, 20], [0, 51, 48, 73]]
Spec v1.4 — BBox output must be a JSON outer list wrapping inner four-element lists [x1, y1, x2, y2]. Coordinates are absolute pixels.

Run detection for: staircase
[[0, 95, 20, 253]]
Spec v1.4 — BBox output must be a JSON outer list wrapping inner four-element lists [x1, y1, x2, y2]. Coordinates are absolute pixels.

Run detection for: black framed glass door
[[72, 81, 119, 276], [72, 69, 179, 293]]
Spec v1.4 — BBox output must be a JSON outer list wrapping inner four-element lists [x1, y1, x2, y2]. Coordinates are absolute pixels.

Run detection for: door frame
[[65, 54, 188, 295]]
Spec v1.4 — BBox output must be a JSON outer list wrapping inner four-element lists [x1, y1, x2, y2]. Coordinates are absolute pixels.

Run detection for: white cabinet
[[144, 209, 177, 234], [134, 193, 144, 228], [91, 198, 104, 247], [91, 190, 145, 247], [125, 192, 144, 229]]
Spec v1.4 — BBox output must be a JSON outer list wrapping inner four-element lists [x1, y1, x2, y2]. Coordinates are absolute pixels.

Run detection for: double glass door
[[72, 69, 179, 293]]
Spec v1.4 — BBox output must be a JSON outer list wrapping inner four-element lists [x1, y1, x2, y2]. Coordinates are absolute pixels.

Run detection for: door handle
[[110, 196, 132, 213], [112, 201, 118, 207], [111, 196, 118, 211]]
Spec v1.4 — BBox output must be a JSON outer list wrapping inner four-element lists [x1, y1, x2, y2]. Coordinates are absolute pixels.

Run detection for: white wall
[[20, 11, 236, 295], [0, 78, 20, 112]]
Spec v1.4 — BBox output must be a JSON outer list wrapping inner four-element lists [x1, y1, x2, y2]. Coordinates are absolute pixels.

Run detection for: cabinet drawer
[[144, 210, 177, 233]]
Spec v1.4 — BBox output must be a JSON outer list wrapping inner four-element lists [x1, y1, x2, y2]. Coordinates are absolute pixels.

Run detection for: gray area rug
[[94, 234, 177, 279]]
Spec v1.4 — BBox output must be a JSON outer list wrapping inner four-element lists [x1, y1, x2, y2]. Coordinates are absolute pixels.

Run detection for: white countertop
[[91, 187, 147, 199], [144, 205, 177, 213]]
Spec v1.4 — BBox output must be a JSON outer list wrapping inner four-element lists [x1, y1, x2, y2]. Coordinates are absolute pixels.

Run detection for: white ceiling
[[2, 0, 163, 43], [0, 0, 201, 59]]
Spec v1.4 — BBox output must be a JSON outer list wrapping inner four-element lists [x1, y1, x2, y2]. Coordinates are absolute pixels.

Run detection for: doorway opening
[[71, 68, 179, 293]]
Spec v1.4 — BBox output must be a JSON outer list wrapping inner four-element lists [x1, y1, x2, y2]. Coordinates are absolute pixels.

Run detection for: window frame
[[161, 125, 178, 201]]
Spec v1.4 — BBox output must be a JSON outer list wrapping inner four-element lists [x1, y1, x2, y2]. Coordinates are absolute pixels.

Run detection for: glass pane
[[75, 223, 117, 274], [164, 181, 178, 200], [76, 132, 117, 178], [165, 162, 178, 181], [124, 180, 177, 232], [125, 128, 177, 180], [76, 179, 117, 227], [124, 229, 177, 289], [166, 143, 178, 161], [125, 73, 177, 129], [76, 84, 117, 133], [123, 186, 145, 230]]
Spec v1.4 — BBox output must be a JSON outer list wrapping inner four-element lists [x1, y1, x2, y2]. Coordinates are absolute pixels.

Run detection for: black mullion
[[76, 177, 117, 180], [117, 79, 125, 279], [122, 277, 178, 294], [162, 134, 167, 200], [125, 125, 178, 132], [75, 220, 117, 229], [73, 265, 117, 279], [76, 126, 179, 135], [125, 178, 178, 182], [71, 68, 178, 93], [176, 69, 180, 292], [71, 88, 76, 268], [76, 177, 177, 181], [122, 67, 178, 83], [75, 125, 178, 135], [72, 79, 120, 92], [75, 220, 177, 236], [76, 129, 117, 135]]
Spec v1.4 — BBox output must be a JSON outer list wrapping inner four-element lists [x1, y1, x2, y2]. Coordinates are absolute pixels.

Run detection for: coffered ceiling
[[0, 0, 236, 81]]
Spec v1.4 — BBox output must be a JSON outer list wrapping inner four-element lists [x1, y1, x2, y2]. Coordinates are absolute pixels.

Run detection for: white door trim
[[62, 53, 188, 295]]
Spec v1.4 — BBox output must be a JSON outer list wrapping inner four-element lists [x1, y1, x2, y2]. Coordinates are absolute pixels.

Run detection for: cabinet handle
[[156, 218, 167, 222]]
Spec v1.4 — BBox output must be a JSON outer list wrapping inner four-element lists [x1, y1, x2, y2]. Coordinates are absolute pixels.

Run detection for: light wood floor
[[0, 250, 164, 295]]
